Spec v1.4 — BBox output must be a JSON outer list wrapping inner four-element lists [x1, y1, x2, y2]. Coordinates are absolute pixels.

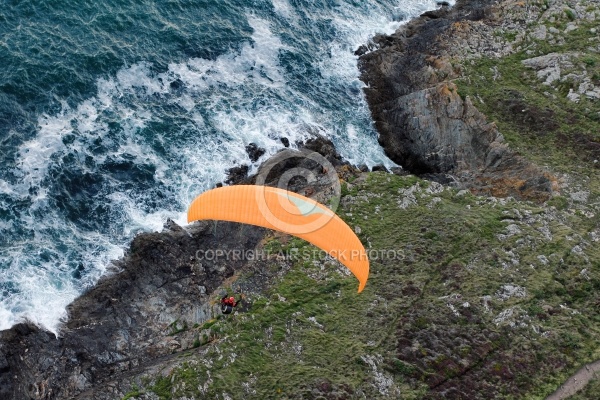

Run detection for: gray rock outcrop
[[359, 0, 555, 201], [0, 220, 266, 399], [0, 140, 346, 399]]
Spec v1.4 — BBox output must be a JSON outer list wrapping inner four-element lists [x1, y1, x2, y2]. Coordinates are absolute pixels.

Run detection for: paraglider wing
[[187, 185, 369, 292]]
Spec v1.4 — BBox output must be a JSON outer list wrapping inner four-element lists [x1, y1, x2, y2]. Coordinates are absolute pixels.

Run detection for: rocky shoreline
[[2, 0, 600, 398], [0, 219, 263, 399], [357, 0, 560, 202], [0, 137, 351, 399]]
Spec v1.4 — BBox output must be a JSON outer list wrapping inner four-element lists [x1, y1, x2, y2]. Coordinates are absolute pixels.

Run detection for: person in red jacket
[[220, 294, 241, 314]]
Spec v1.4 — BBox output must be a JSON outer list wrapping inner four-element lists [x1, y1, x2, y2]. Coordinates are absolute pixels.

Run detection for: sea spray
[[0, 0, 442, 331]]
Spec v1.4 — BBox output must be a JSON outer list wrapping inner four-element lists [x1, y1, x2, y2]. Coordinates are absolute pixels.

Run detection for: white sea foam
[[272, 0, 295, 20], [0, 223, 122, 333], [3, 0, 441, 332]]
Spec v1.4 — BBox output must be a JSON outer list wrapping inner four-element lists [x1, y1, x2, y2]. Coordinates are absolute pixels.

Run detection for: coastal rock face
[[376, 81, 502, 174], [3, 0, 598, 397], [0, 142, 344, 399], [0, 221, 266, 399], [359, 0, 555, 201]]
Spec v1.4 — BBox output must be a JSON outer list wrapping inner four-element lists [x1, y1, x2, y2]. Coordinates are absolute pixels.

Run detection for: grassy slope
[[122, 4, 600, 400], [122, 170, 599, 399], [456, 7, 600, 194]]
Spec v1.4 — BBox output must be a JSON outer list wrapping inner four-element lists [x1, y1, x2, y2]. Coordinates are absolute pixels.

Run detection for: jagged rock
[[163, 218, 184, 233], [225, 164, 249, 185], [374, 82, 503, 174], [421, 9, 450, 19], [300, 134, 344, 166], [245, 142, 266, 162], [359, 0, 554, 201], [169, 79, 184, 90], [0, 221, 257, 398], [521, 52, 577, 85], [354, 44, 369, 56], [565, 22, 578, 32], [390, 166, 405, 175], [568, 89, 581, 102], [0, 146, 344, 399], [371, 164, 389, 172], [252, 149, 336, 195], [530, 24, 547, 40]]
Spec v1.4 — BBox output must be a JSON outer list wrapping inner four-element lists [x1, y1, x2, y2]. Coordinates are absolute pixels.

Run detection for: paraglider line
[[212, 220, 218, 237]]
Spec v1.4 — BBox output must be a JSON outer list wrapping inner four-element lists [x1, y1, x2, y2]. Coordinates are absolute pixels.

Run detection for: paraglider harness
[[220, 295, 241, 314]]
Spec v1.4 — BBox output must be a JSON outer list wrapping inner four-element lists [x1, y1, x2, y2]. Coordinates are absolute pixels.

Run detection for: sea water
[[0, 0, 442, 332]]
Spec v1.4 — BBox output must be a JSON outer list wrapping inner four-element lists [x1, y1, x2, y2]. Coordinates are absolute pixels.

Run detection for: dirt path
[[545, 360, 600, 400]]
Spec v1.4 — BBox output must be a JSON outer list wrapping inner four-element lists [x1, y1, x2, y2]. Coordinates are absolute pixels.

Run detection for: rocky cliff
[[358, 0, 562, 201], [0, 220, 265, 399], [1, 0, 600, 398], [0, 139, 348, 399]]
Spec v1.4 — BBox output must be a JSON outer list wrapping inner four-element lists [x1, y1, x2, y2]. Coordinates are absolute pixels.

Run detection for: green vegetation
[[121, 4, 600, 399], [168, 319, 188, 335], [495, 30, 518, 42], [122, 385, 143, 400], [565, 9, 576, 21], [126, 171, 600, 399], [150, 376, 173, 400], [457, 21, 600, 189]]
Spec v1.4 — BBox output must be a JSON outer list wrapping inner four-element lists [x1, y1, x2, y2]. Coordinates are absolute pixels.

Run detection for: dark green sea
[[0, 0, 438, 330]]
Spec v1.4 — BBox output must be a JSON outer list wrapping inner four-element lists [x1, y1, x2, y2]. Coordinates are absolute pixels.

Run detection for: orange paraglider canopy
[[187, 185, 369, 292]]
